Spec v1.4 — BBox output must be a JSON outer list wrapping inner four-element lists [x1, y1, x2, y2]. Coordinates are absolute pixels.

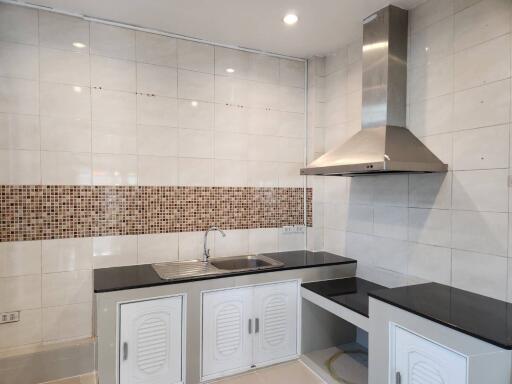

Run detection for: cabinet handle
[[123, 342, 128, 361], [255, 318, 259, 333], [248, 318, 252, 334], [395, 371, 401, 384]]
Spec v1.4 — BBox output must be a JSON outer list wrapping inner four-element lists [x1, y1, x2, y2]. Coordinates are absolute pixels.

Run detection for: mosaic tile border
[[0, 186, 312, 242]]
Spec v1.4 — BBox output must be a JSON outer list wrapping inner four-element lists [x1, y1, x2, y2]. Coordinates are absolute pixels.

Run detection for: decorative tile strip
[[0, 186, 312, 242]]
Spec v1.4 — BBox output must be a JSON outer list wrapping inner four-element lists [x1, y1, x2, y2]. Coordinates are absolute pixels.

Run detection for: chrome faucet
[[203, 226, 226, 262]]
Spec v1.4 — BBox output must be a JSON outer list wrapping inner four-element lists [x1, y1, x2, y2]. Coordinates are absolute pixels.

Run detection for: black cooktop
[[369, 282, 512, 350], [302, 277, 386, 317], [94, 250, 356, 293]]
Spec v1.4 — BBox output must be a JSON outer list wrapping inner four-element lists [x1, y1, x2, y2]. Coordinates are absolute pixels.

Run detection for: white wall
[[308, 0, 512, 302], [0, 2, 306, 350]]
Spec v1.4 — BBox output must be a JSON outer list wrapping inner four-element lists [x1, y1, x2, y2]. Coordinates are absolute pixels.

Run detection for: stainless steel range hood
[[301, 5, 447, 177]]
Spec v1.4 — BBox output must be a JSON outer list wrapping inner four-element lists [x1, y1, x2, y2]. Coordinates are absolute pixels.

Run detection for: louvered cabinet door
[[394, 326, 467, 384], [119, 296, 183, 384], [202, 287, 253, 379], [253, 281, 298, 365]]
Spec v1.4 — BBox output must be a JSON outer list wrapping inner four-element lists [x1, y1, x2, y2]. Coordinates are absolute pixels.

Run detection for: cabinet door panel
[[253, 281, 298, 364], [394, 326, 467, 384], [202, 287, 253, 377], [120, 296, 183, 384]]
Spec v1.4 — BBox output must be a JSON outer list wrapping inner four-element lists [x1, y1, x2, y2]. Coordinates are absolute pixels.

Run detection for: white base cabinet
[[393, 326, 467, 384], [119, 296, 184, 384], [202, 280, 299, 380]]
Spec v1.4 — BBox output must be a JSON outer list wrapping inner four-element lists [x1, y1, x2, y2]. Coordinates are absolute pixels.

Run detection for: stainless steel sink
[[209, 254, 283, 271], [152, 254, 283, 280]]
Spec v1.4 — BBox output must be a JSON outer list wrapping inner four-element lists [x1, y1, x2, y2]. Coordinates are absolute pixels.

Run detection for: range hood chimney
[[301, 5, 447, 177]]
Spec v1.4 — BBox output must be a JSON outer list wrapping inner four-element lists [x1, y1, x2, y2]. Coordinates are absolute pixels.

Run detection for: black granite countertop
[[94, 250, 355, 293], [369, 282, 512, 350], [302, 277, 386, 317]]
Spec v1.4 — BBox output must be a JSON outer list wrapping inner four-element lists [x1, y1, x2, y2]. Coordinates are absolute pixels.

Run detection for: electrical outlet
[[281, 225, 306, 234], [0, 311, 20, 324]]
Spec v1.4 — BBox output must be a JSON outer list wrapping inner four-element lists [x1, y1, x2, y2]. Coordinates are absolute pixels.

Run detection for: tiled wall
[[0, 3, 306, 350], [308, 0, 512, 302]]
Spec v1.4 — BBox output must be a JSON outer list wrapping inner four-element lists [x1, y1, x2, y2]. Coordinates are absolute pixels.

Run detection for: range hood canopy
[[301, 5, 447, 177]]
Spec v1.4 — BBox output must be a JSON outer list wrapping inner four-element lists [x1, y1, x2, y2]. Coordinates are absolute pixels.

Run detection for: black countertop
[[94, 250, 355, 293], [369, 282, 512, 350], [302, 277, 386, 317]]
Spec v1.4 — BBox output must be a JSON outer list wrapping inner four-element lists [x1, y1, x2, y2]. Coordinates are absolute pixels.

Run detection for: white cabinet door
[[202, 287, 254, 378], [394, 326, 467, 384], [119, 296, 183, 384], [253, 281, 298, 364]]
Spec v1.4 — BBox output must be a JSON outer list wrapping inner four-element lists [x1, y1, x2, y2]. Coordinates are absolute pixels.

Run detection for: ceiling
[[25, 0, 425, 58]]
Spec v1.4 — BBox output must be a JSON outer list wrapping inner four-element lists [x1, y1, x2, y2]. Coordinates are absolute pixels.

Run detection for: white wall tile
[[91, 55, 136, 92], [409, 94, 453, 137], [0, 77, 38, 115], [42, 238, 92, 273], [247, 135, 279, 161], [178, 231, 212, 261], [453, 79, 510, 131], [43, 303, 91, 341], [0, 3, 38, 45], [92, 122, 137, 155], [41, 115, 91, 153], [279, 59, 305, 88], [214, 159, 247, 187], [0, 308, 41, 349], [408, 208, 451, 247], [0, 275, 41, 311], [90, 23, 135, 60], [215, 47, 250, 78], [178, 158, 213, 186], [40, 82, 90, 119], [248, 53, 279, 84], [137, 94, 178, 126], [408, 243, 451, 284], [453, 124, 509, 170], [347, 204, 373, 234], [277, 163, 304, 188], [0, 113, 40, 150], [41, 151, 91, 185], [247, 161, 279, 187], [40, 48, 90, 86], [138, 155, 178, 186], [346, 232, 375, 265], [323, 228, 346, 255], [137, 63, 177, 97], [178, 99, 214, 130], [214, 229, 249, 257], [0, 241, 41, 277], [452, 169, 508, 212], [0, 149, 40, 184], [178, 69, 214, 102], [137, 233, 179, 264], [92, 235, 138, 268], [136, 31, 177, 67], [408, 55, 453, 102], [137, 125, 177, 156], [409, 173, 452, 209], [214, 131, 248, 160], [374, 175, 409, 207], [410, 0, 454, 33], [177, 40, 214, 73], [0, 42, 38, 80], [374, 237, 409, 274], [452, 249, 507, 300], [39, 12, 89, 52], [453, 34, 510, 92], [248, 228, 279, 254], [324, 202, 348, 230], [421, 133, 453, 168], [92, 154, 137, 185], [348, 177, 374, 205], [42, 270, 92, 307], [453, 0, 511, 52], [374, 206, 408, 240], [279, 86, 305, 113], [278, 231, 305, 252], [179, 128, 212, 158], [452, 210, 508, 256], [410, 17, 453, 68], [91, 89, 136, 124], [214, 76, 249, 105]]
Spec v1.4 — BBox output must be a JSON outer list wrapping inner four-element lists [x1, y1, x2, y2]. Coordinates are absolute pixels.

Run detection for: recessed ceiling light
[[72, 42, 86, 49], [73, 86, 82, 93], [190, 100, 198, 107], [226, 68, 235, 73], [283, 14, 298, 25]]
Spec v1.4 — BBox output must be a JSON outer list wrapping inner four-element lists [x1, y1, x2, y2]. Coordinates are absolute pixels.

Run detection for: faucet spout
[[203, 226, 226, 262]]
